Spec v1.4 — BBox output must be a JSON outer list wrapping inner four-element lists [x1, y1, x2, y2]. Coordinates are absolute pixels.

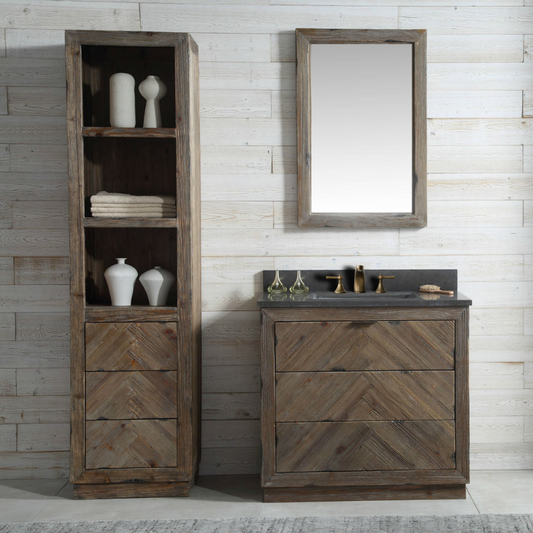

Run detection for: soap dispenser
[[354, 265, 366, 293]]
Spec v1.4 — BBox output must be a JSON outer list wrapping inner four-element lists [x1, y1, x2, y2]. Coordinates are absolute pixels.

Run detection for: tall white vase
[[139, 75, 167, 128], [139, 266, 175, 306], [104, 258, 138, 306], [109, 73, 136, 128]]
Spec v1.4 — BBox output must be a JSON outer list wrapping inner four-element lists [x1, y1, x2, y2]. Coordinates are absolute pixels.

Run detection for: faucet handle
[[326, 275, 347, 294], [375, 274, 395, 294]]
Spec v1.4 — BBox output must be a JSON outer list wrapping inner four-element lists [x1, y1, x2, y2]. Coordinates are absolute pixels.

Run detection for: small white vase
[[139, 266, 175, 306], [104, 258, 138, 306], [138, 75, 167, 128], [109, 73, 136, 128]]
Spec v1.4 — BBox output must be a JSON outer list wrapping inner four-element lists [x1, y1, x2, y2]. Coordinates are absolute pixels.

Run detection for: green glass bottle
[[289, 270, 309, 294], [267, 270, 287, 293]]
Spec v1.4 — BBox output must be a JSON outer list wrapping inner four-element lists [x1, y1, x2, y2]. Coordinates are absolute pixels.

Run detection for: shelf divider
[[82, 127, 177, 138]]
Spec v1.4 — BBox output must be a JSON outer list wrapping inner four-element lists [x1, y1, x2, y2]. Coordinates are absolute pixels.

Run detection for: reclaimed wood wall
[[0, 0, 532, 478]]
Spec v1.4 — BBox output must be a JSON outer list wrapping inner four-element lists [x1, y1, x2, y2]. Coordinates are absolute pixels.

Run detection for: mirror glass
[[310, 43, 413, 214]]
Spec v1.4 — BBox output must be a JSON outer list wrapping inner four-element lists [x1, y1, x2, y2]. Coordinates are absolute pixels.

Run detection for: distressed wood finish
[[296, 29, 427, 228], [85, 322, 177, 371], [86, 372, 177, 420], [276, 320, 455, 372], [67, 31, 201, 497], [86, 419, 177, 470], [276, 371, 455, 422]]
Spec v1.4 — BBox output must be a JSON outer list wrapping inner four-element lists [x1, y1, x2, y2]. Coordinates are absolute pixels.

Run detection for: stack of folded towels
[[90, 192, 176, 218]]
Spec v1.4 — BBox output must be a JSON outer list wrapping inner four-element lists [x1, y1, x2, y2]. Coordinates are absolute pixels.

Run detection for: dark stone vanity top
[[257, 269, 472, 308]]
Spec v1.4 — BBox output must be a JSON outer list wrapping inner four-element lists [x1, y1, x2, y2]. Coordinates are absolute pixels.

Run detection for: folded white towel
[[91, 192, 176, 206], [91, 203, 177, 209], [91, 206, 175, 213]]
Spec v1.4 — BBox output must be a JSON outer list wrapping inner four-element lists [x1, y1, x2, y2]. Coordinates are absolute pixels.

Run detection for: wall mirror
[[296, 29, 427, 228]]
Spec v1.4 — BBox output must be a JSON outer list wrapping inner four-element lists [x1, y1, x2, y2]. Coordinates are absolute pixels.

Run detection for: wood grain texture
[[8, 87, 65, 116], [17, 368, 70, 397], [14, 257, 69, 285], [17, 423, 70, 452], [0, 313, 15, 341], [73, 481, 191, 500], [16, 313, 69, 341], [12, 201, 68, 229], [0, 369, 16, 396]]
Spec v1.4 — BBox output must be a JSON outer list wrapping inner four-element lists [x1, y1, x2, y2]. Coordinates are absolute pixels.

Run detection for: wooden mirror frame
[[296, 28, 427, 228]]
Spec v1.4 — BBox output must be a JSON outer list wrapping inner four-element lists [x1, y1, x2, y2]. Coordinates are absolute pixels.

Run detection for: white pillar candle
[[109, 73, 136, 128]]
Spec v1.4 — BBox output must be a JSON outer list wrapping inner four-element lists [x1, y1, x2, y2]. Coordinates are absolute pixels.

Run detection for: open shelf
[[83, 127, 177, 139], [84, 217, 178, 228]]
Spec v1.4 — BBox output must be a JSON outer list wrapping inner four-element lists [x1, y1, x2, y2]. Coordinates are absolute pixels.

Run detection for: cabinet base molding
[[73, 481, 192, 500], [263, 484, 466, 503]]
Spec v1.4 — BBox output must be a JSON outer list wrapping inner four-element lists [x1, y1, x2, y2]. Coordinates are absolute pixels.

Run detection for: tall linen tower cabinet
[[66, 31, 201, 499]]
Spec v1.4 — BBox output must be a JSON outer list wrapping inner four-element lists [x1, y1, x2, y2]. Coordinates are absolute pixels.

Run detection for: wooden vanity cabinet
[[260, 307, 469, 503]]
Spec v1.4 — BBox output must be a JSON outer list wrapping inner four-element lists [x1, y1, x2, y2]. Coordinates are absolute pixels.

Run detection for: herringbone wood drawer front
[[275, 371, 454, 422], [85, 322, 178, 371], [275, 321, 455, 372], [86, 371, 177, 420], [276, 420, 456, 473], [86, 419, 177, 470]]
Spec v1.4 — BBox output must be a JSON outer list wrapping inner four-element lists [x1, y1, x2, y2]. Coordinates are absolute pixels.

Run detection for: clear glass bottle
[[290, 270, 309, 294], [267, 270, 287, 293]]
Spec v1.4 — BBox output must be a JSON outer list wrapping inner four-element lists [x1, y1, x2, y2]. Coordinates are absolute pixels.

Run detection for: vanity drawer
[[276, 420, 455, 473], [275, 371, 454, 422], [275, 320, 455, 372], [86, 419, 177, 469], [85, 322, 178, 371], [86, 371, 177, 420]]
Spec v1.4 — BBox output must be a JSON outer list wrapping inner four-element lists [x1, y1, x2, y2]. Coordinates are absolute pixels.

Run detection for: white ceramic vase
[[109, 73, 136, 128], [138, 75, 167, 128], [104, 258, 138, 306], [139, 266, 175, 306]]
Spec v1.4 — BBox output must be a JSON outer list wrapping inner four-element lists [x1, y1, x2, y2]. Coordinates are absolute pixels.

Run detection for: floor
[[0, 471, 532, 523]]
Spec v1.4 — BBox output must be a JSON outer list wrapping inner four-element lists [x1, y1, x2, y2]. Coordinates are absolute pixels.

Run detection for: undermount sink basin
[[314, 291, 418, 300]]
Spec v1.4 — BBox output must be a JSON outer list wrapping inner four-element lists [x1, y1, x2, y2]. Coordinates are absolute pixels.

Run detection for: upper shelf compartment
[[81, 45, 176, 129]]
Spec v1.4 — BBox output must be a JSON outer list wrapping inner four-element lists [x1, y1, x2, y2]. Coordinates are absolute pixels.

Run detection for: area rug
[[1, 515, 533, 533]]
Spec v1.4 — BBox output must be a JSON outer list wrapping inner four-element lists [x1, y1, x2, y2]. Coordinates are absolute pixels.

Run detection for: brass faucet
[[354, 265, 365, 293], [326, 275, 346, 294], [375, 274, 395, 293]]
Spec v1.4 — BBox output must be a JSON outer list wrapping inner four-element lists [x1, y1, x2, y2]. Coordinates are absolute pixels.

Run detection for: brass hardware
[[326, 275, 346, 294], [354, 265, 365, 293], [375, 274, 395, 293]]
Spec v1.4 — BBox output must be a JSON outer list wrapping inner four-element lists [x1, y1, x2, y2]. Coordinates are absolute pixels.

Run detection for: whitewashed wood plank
[[202, 282, 259, 311], [202, 258, 273, 284], [428, 174, 533, 201], [0, 59, 65, 87], [201, 118, 294, 146], [0, 451, 68, 479], [461, 281, 533, 308], [526, 363, 533, 388], [525, 201, 533, 227], [0, 313, 15, 341], [0, 30, 5, 58], [428, 146, 522, 173], [428, 91, 522, 119], [0, 87, 6, 115], [400, 7, 533, 35], [429, 63, 533, 92], [0, 258, 13, 285], [0, 201, 12, 229], [199, 447, 260, 476], [17, 368, 69, 397], [94, 0, 268, 3], [0, 145, 9, 172], [0, 341, 69, 368], [272, 0, 522, 5], [525, 417, 533, 442], [202, 420, 260, 448], [400, 228, 532, 256], [272, 145, 296, 174], [8, 87, 66, 116], [202, 365, 260, 393], [200, 61, 295, 91], [202, 201, 273, 229], [202, 310, 260, 339], [193, 33, 270, 62], [0, 396, 69, 424], [17, 423, 69, 452], [271, 33, 294, 63], [0, 286, 69, 312], [526, 256, 533, 281], [0, 2, 140, 31], [273, 255, 524, 282], [203, 228, 399, 257], [470, 335, 533, 363], [470, 362, 524, 390], [0, 425, 16, 452], [525, 309, 533, 336], [526, 35, 533, 62], [471, 309, 523, 337], [10, 144, 67, 173], [471, 390, 533, 417], [0, 116, 65, 144], [0, 173, 67, 202], [525, 91, 533, 119], [201, 146, 271, 174], [203, 338, 259, 366], [428, 119, 533, 146], [200, 90, 270, 118], [14, 258, 69, 285], [202, 393, 260, 421], [12, 201, 68, 230], [141, 5, 398, 33], [6, 29, 64, 59], [274, 201, 296, 228], [0, 369, 16, 396], [471, 417, 523, 444], [525, 146, 533, 173], [202, 174, 296, 202], [16, 313, 69, 341], [470, 443, 533, 469], [0, 230, 68, 257], [272, 90, 295, 118]]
